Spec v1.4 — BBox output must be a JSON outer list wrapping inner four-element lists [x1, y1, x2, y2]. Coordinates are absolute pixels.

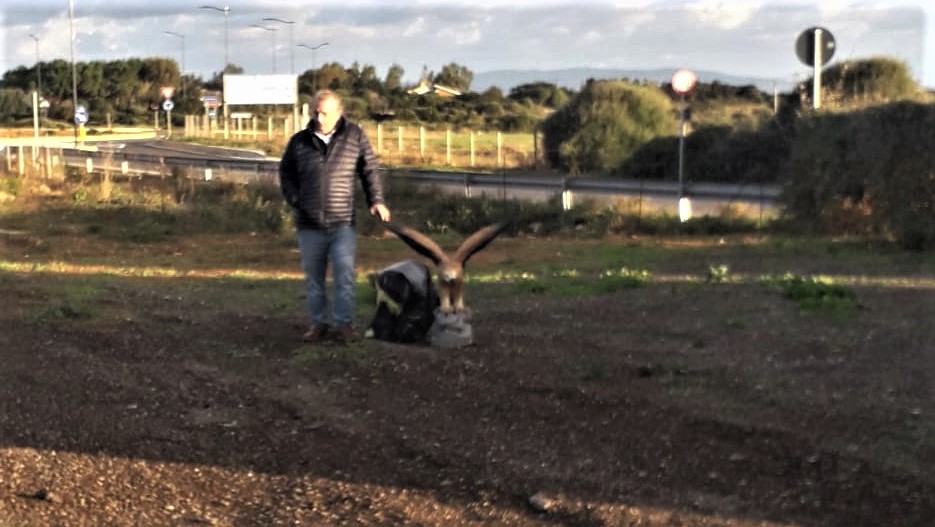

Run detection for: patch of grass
[[598, 267, 652, 291], [126, 217, 176, 243], [34, 283, 101, 322], [514, 279, 548, 294], [761, 272, 858, 318], [473, 265, 651, 297], [291, 341, 376, 371], [205, 278, 300, 314], [2, 175, 23, 196]]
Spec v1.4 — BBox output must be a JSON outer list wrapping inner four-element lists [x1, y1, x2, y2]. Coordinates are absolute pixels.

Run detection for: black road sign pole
[[795, 26, 836, 110], [813, 28, 823, 109]]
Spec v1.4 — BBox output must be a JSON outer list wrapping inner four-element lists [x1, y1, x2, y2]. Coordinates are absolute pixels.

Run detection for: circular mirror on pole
[[670, 69, 697, 222]]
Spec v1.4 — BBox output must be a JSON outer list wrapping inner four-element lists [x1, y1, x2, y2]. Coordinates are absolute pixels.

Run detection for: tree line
[[2, 55, 779, 133], [0, 58, 573, 132]]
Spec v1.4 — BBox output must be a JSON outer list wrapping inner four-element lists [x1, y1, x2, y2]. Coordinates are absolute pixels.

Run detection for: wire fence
[[173, 114, 541, 170]]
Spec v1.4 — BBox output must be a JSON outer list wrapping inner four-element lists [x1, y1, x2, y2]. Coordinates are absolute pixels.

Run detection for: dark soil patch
[[0, 228, 933, 526]]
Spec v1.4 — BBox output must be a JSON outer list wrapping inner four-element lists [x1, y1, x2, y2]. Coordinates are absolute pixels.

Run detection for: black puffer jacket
[[279, 116, 385, 230]]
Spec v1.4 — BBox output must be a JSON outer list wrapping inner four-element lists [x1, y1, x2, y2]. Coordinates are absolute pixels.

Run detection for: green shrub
[[186, 181, 287, 234], [541, 79, 676, 174], [813, 57, 926, 106], [781, 101, 935, 249], [3, 176, 23, 196]]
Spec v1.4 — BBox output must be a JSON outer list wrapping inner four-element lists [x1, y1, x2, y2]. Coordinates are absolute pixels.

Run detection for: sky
[[1, 0, 932, 91]]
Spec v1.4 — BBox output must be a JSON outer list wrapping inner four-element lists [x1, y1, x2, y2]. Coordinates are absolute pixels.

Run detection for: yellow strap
[[374, 282, 403, 315]]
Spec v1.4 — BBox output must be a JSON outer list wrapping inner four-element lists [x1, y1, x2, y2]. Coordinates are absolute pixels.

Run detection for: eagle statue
[[381, 221, 507, 314]]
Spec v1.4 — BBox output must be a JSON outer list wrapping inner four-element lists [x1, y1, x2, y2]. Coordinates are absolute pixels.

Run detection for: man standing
[[279, 90, 391, 343]]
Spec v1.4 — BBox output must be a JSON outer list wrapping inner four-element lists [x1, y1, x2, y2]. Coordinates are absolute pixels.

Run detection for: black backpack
[[368, 260, 438, 343]]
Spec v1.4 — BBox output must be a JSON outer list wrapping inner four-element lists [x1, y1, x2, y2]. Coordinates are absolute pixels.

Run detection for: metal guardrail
[[394, 170, 780, 202], [58, 147, 279, 184], [51, 146, 780, 205]]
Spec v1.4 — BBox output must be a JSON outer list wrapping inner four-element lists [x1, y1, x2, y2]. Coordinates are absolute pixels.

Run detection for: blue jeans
[[297, 226, 357, 327]]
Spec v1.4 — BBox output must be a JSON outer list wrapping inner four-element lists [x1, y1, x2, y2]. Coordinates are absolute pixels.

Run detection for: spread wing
[[382, 221, 447, 266], [454, 223, 507, 265]]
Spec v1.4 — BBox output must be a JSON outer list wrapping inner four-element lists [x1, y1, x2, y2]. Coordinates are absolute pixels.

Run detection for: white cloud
[[402, 16, 426, 37], [686, 0, 757, 30], [616, 10, 658, 36], [580, 30, 602, 44], [432, 14, 491, 46], [0, 1, 929, 88], [436, 22, 483, 46], [816, 0, 852, 17]]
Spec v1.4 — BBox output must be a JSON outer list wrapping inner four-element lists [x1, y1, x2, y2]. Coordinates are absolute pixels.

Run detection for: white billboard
[[223, 74, 298, 105]]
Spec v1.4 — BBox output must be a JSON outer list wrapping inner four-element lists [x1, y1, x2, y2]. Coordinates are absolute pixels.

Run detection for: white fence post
[[419, 126, 425, 159], [470, 132, 475, 167], [446, 129, 452, 166]]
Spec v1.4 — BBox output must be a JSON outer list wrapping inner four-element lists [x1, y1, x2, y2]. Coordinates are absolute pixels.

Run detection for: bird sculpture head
[[382, 221, 507, 313]]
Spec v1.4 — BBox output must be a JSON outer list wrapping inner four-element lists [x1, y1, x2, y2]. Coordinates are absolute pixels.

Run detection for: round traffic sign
[[671, 69, 698, 95], [162, 99, 175, 112], [74, 105, 89, 125], [796, 26, 836, 67]]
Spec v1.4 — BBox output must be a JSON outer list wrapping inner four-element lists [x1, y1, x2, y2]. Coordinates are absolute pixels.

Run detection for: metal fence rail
[[58, 148, 279, 185], [4, 144, 780, 216]]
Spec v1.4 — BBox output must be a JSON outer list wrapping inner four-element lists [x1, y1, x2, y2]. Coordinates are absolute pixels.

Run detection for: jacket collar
[[307, 115, 347, 136]]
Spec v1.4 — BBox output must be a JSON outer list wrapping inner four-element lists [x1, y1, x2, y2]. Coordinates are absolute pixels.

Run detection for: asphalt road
[[15, 137, 779, 218], [94, 139, 269, 161]]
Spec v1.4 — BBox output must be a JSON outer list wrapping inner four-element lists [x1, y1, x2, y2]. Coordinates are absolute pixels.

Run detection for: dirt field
[[1, 205, 933, 526]]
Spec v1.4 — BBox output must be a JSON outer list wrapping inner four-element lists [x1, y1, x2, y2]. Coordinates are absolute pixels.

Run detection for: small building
[[406, 79, 462, 98]]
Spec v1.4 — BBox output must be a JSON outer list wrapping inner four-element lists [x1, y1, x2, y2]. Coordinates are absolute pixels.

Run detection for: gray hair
[[313, 89, 342, 109]]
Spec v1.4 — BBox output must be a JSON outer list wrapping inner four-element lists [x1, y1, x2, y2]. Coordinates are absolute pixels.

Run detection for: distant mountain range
[[471, 68, 797, 94]]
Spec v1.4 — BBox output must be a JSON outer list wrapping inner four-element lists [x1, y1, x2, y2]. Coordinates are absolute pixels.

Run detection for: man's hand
[[370, 203, 391, 223]]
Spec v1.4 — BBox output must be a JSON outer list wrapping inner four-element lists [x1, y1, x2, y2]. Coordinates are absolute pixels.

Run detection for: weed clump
[[762, 273, 858, 317]]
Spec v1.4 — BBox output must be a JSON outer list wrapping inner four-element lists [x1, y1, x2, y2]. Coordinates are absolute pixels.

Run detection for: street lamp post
[[162, 30, 185, 74], [28, 34, 42, 97], [163, 30, 185, 97], [199, 5, 230, 72], [250, 24, 278, 73], [68, 0, 79, 145], [262, 17, 295, 74], [298, 42, 329, 91]]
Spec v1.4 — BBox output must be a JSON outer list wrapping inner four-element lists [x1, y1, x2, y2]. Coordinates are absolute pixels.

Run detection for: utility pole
[[249, 24, 278, 74], [200, 5, 231, 71], [28, 34, 42, 97], [163, 30, 186, 97], [263, 17, 295, 74], [298, 42, 330, 91]]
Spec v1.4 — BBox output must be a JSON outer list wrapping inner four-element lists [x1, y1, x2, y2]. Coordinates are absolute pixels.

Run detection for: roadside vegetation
[[4, 55, 934, 249]]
